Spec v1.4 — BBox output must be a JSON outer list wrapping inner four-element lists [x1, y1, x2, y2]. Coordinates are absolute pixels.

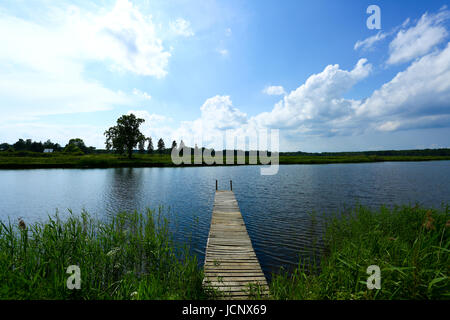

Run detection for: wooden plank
[[203, 190, 269, 299]]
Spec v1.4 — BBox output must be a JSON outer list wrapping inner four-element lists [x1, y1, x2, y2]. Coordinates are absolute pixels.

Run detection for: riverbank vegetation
[[0, 209, 208, 299], [270, 205, 450, 300], [1, 151, 450, 169], [0, 205, 448, 299]]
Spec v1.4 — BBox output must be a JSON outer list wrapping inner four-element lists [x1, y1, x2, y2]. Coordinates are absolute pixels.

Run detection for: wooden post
[[216, 180, 218, 191], [230, 180, 232, 191]]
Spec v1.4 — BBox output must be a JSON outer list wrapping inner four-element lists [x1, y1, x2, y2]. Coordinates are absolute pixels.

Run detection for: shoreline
[[0, 154, 449, 169]]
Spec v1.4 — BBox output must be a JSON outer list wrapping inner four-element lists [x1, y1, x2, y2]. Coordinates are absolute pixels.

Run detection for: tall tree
[[138, 139, 146, 154], [104, 114, 146, 159], [147, 137, 154, 154], [157, 138, 165, 154]]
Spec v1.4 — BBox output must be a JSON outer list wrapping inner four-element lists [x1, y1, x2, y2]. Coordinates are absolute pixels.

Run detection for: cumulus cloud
[[167, 96, 250, 149], [170, 18, 194, 37], [0, 0, 170, 122], [142, 39, 450, 150], [252, 59, 372, 131], [387, 10, 449, 65], [262, 86, 286, 96], [164, 60, 373, 149], [199, 95, 247, 130], [358, 42, 450, 129]]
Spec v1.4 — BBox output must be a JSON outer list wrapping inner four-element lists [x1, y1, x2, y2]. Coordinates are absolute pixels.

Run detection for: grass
[[1, 205, 448, 299], [0, 209, 209, 299], [270, 205, 450, 300], [1, 151, 450, 169]]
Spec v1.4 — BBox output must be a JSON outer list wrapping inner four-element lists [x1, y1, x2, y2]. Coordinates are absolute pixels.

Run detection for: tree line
[[0, 138, 96, 154]]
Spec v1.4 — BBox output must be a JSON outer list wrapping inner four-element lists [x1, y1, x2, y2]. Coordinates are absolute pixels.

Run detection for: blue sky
[[0, 0, 449, 151]]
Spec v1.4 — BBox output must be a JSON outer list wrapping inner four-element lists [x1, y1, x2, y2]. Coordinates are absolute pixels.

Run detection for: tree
[[13, 139, 26, 151], [138, 139, 146, 154], [147, 137, 154, 154], [157, 138, 165, 154], [63, 143, 84, 154], [0, 143, 9, 151], [30, 141, 44, 153], [104, 114, 146, 159], [65, 138, 88, 153]]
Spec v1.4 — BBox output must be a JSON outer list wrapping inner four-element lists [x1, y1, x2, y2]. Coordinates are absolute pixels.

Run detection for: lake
[[1, 161, 449, 279]]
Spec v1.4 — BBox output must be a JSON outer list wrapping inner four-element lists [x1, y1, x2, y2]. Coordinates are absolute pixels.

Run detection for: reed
[[269, 204, 450, 299], [0, 209, 209, 299]]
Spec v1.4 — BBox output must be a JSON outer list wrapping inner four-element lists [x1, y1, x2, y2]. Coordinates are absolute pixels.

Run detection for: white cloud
[[168, 95, 250, 149], [166, 60, 373, 149], [354, 31, 388, 51], [132, 89, 152, 100], [199, 95, 247, 130], [217, 48, 229, 57], [0, 0, 171, 121], [387, 10, 449, 65], [253, 59, 372, 130], [262, 86, 286, 96], [128, 110, 168, 124], [137, 40, 450, 150], [170, 18, 194, 37], [357, 42, 450, 128], [127, 110, 175, 143]]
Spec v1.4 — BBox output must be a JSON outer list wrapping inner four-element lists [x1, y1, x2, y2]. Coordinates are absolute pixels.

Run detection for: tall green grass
[[0, 209, 209, 299], [1, 205, 448, 299], [270, 205, 450, 300]]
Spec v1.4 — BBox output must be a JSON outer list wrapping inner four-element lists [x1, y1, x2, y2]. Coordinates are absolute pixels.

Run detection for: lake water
[[1, 161, 449, 279]]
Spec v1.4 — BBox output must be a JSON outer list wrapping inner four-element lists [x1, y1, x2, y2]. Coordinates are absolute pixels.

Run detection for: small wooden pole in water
[[216, 180, 218, 191], [230, 180, 232, 191]]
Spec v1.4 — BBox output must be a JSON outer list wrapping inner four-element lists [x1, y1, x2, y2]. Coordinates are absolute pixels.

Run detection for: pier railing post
[[216, 180, 218, 191], [230, 180, 232, 191]]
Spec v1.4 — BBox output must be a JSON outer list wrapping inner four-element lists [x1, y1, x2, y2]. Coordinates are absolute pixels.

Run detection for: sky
[[0, 0, 449, 152]]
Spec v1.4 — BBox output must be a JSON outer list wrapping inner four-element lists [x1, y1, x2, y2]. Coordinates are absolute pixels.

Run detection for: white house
[[43, 149, 54, 153]]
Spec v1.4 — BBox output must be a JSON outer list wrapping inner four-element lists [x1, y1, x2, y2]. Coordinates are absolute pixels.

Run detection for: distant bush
[[63, 143, 84, 155]]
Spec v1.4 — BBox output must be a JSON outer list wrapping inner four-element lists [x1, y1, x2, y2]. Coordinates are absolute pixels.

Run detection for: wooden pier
[[203, 182, 269, 299]]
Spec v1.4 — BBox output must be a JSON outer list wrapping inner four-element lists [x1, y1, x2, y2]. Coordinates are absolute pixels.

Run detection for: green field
[[1, 151, 450, 169], [1, 205, 448, 299]]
